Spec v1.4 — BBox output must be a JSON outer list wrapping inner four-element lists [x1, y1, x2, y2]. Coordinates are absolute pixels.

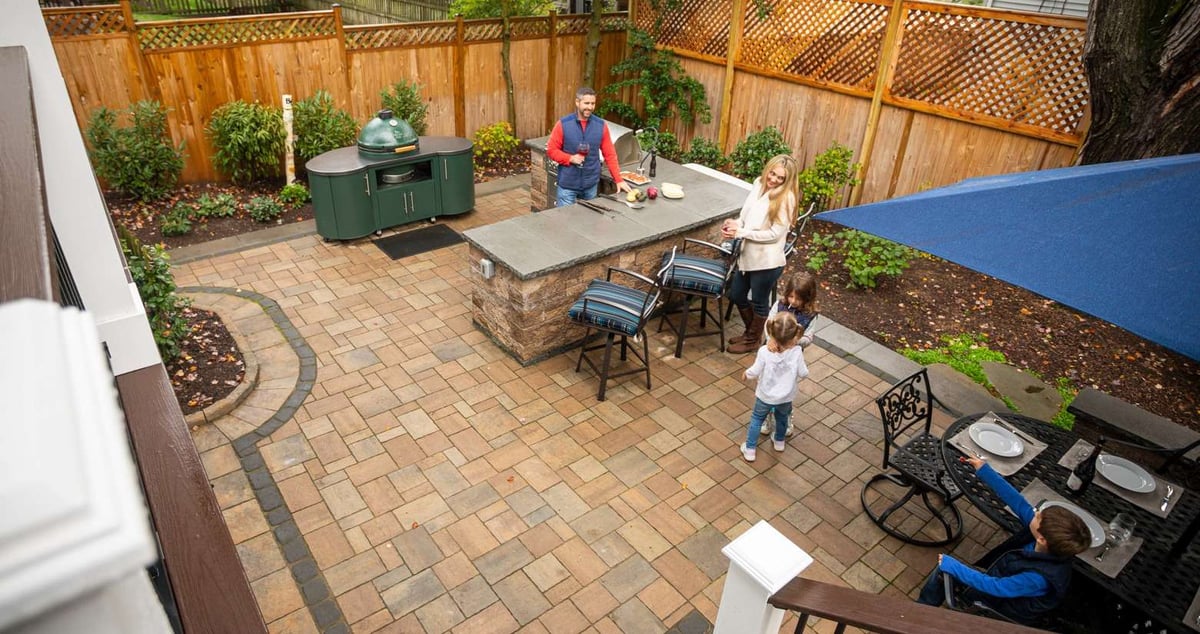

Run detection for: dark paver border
[[181, 285, 349, 634]]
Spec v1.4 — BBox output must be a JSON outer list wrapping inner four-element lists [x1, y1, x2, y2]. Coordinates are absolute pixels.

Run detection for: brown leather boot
[[732, 305, 754, 343], [727, 314, 766, 353]]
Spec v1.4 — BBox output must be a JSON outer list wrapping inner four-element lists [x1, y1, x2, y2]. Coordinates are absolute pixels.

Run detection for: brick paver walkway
[[176, 183, 1001, 633]]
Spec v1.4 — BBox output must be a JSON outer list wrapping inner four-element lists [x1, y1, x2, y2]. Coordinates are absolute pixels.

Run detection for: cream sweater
[[733, 178, 794, 272]]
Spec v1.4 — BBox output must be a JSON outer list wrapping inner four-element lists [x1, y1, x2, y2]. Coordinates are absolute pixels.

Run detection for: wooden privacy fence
[[44, 1, 629, 181], [633, 0, 1088, 204]]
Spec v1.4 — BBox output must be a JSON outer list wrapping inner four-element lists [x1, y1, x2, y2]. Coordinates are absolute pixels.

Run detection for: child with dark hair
[[739, 311, 809, 462], [917, 456, 1093, 624], [762, 272, 818, 438]]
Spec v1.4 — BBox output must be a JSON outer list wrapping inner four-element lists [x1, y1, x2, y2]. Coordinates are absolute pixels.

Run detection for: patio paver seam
[[180, 285, 350, 634]]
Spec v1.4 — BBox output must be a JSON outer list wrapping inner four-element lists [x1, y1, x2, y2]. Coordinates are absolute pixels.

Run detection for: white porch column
[[713, 520, 814, 634]]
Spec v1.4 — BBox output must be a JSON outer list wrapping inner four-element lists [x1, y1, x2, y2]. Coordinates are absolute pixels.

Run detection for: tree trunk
[[501, 11, 517, 132], [583, 0, 604, 88], [1079, 0, 1200, 164]]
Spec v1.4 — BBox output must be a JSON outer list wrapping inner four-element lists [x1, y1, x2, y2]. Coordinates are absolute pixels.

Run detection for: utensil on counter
[[1161, 484, 1176, 511], [579, 199, 614, 215], [602, 193, 644, 209]]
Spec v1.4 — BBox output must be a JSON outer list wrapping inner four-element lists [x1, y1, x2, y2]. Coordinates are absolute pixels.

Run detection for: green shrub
[[472, 121, 520, 168], [598, 28, 711, 130], [294, 90, 358, 161], [645, 131, 682, 163], [279, 183, 310, 208], [728, 126, 791, 181], [206, 101, 286, 184], [680, 137, 728, 172], [119, 228, 191, 361], [247, 195, 283, 222], [195, 192, 237, 218], [160, 202, 193, 236], [1051, 377, 1077, 430], [807, 228, 915, 289], [380, 80, 428, 135], [85, 100, 184, 202], [901, 333, 1007, 386], [798, 142, 860, 211]]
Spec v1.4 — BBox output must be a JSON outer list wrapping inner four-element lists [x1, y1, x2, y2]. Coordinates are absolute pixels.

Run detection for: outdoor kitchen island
[[463, 157, 751, 364]]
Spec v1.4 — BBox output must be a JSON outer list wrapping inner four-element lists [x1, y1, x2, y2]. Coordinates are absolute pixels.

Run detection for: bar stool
[[567, 249, 674, 401], [656, 238, 738, 358]]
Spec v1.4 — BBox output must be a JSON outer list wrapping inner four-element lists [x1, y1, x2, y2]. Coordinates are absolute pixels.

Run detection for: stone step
[[926, 363, 1009, 418], [982, 361, 1062, 421]]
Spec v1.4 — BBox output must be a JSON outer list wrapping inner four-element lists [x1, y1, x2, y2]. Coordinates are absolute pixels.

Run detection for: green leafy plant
[[807, 229, 915, 289], [206, 101, 286, 184], [797, 142, 860, 211], [449, 0, 555, 18], [1051, 377, 1078, 430], [380, 80, 429, 136], [293, 90, 358, 162], [680, 137, 728, 172], [119, 228, 191, 361], [84, 100, 184, 202], [195, 192, 237, 218], [644, 130, 682, 163], [472, 121, 520, 168], [598, 28, 711, 130], [901, 333, 1007, 386], [247, 196, 283, 222], [728, 126, 791, 181], [160, 201, 193, 236], [278, 183, 310, 208]]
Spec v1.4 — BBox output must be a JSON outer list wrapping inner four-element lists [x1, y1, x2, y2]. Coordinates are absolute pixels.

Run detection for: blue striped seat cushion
[[661, 252, 727, 295], [568, 280, 651, 336]]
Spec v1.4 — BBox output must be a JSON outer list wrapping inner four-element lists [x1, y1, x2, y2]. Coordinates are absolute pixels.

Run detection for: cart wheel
[[429, 217, 437, 223], [323, 237, 334, 243], [375, 230, 383, 236]]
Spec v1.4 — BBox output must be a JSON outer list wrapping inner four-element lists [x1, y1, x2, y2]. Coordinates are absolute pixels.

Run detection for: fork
[[1160, 484, 1176, 512]]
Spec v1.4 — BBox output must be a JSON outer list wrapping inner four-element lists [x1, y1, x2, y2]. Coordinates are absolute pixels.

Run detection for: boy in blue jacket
[[917, 456, 1092, 624]]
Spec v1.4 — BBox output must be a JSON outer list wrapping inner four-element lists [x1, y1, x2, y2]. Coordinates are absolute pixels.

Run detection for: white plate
[[968, 421, 1024, 457], [1042, 501, 1106, 547], [1097, 454, 1157, 493]]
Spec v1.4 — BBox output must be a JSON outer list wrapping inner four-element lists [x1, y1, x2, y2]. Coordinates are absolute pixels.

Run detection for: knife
[[994, 416, 1038, 445], [578, 199, 612, 215]]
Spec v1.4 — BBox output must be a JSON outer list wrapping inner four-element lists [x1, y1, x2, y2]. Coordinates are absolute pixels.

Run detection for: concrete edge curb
[[182, 292, 261, 427]]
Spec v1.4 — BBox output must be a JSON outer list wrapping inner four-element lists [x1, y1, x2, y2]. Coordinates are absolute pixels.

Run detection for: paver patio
[[176, 179, 1007, 633]]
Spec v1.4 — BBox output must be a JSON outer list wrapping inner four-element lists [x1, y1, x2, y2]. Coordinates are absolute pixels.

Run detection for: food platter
[[620, 171, 651, 186]]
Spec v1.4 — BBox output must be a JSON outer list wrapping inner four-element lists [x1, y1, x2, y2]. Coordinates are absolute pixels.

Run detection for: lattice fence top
[[345, 22, 457, 50], [634, 0, 730, 59], [138, 13, 336, 51], [740, 0, 888, 93], [43, 6, 127, 38], [555, 13, 629, 36], [891, 5, 1088, 136]]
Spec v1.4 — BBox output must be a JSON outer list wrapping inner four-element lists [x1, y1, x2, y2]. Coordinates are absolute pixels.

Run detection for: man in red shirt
[[546, 86, 633, 206]]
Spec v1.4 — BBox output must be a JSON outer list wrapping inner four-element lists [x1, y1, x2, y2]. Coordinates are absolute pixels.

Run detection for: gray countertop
[[306, 136, 472, 176], [463, 158, 751, 280]]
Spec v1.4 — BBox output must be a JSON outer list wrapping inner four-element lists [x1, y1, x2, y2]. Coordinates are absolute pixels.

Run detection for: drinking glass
[[576, 143, 591, 168], [1095, 512, 1135, 562]]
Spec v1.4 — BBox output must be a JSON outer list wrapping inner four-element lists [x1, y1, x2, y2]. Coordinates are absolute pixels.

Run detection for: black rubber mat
[[372, 224, 463, 260]]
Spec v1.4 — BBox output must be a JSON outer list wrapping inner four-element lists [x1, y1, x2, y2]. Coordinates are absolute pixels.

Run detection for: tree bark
[[583, 0, 604, 88], [501, 6, 517, 131], [1079, 0, 1200, 164]]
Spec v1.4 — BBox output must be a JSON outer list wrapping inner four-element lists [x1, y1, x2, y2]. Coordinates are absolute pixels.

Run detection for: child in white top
[[740, 311, 810, 462]]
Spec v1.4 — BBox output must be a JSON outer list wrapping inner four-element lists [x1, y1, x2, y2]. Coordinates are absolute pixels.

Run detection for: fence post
[[717, 0, 745, 153], [119, 0, 158, 104], [453, 14, 466, 138], [850, 0, 906, 206], [544, 10, 557, 134], [712, 521, 813, 634], [331, 4, 353, 116]]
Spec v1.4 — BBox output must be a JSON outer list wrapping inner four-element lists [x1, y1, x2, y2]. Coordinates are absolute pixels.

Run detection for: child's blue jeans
[[745, 398, 791, 449]]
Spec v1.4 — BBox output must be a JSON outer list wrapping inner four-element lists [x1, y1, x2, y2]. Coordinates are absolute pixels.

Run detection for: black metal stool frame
[[573, 267, 664, 402], [656, 238, 737, 358]]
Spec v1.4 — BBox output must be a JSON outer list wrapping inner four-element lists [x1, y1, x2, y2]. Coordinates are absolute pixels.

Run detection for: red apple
[[647, 186, 659, 200]]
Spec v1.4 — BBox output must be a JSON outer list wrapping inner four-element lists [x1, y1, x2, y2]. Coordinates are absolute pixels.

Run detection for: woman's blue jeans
[[745, 398, 791, 449], [730, 266, 783, 317]]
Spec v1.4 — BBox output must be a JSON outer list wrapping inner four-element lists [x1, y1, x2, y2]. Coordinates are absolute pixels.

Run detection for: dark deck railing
[[768, 577, 1046, 634], [1, 45, 265, 633]]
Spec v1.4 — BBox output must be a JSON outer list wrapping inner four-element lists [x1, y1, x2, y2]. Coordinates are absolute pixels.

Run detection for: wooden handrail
[[769, 577, 1046, 634]]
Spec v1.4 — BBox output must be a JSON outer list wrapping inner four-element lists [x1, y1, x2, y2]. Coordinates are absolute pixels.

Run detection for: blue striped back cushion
[[661, 253, 727, 295], [568, 280, 651, 336]]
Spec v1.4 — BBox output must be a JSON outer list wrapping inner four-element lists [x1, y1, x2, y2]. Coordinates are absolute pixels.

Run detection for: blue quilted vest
[[556, 113, 606, 191], [979, 528, 1074, 624]]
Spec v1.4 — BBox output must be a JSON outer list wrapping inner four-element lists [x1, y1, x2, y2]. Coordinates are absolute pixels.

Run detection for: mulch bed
[[794, 219, 1200, 431], [168, 307, 245, 415]]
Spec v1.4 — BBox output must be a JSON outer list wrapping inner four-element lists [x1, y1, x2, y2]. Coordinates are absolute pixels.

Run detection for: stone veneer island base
[[464, 156, 751, 365]]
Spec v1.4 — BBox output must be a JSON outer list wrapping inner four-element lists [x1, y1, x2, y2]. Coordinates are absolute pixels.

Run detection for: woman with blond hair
[[721, 154, 799, 354]]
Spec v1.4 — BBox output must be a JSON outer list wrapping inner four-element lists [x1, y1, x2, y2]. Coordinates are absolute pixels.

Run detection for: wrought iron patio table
[[941, 413, 1200, 633]]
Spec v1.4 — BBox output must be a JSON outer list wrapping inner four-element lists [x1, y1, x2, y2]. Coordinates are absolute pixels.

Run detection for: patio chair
[[656, 238, 739, 358], [568, 249, 674, 401], [860, 368, 963, 546]]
